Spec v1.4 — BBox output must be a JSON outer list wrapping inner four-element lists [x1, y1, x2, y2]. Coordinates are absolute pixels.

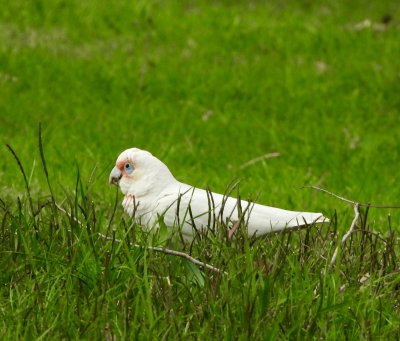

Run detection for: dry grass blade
[[228, 219, 242, 239], [240, 152, 280, 169]]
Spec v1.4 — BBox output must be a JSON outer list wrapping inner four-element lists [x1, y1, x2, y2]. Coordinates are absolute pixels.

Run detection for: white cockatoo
[[109, 148, 328, 241]]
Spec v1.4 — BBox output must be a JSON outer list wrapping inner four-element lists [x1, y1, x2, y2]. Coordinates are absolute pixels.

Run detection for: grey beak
[[109, 166, 122, 187]]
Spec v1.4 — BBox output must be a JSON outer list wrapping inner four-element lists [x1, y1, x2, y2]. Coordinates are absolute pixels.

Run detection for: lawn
[[1, 0, 400, 339]]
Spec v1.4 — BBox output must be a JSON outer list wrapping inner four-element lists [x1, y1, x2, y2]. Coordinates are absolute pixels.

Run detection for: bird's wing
[[153, 184, 215, 238], [154, 183, 327, 238]]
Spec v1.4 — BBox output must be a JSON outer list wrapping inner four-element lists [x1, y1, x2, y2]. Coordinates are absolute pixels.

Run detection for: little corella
[[109, 148, 328, 241]]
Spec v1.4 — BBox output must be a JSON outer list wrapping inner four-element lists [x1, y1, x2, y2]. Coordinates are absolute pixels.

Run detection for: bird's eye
[[124, 162, 134, 175]]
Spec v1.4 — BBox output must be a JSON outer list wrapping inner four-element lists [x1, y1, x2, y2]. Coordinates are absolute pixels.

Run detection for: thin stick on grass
[[98, 232, 226, 274], [301, 186, 400, 208], [303, 185, 400, 269], [55, 203, 225, 274]]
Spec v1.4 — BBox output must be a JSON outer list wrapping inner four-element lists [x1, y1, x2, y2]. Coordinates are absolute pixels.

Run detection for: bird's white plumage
[[110, 148, 328, 241]]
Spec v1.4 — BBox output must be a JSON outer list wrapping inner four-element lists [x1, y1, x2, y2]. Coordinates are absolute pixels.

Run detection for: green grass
[[1, 0, 400, 339]]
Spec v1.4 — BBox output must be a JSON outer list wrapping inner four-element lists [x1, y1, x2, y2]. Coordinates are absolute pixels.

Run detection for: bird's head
[[109, 148, 176, 198]]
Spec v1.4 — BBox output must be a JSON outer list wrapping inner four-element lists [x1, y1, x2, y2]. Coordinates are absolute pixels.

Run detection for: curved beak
[[109, 166, 122, 187]]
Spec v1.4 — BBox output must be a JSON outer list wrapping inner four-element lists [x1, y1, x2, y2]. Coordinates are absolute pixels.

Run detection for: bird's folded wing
[[154, 184, 328, 237]]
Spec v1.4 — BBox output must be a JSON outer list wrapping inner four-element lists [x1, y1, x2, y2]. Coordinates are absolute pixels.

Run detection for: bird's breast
[[122, 194, 154, 219]]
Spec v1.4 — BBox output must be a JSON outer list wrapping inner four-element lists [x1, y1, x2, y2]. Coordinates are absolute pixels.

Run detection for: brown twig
[[301, 186, 400, 209], [55, 203, 225, 274], [98, 232, 226, 274]]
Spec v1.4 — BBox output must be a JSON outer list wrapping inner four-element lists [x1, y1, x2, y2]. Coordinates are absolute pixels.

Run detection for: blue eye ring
[[124, 162, 134, 175]]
